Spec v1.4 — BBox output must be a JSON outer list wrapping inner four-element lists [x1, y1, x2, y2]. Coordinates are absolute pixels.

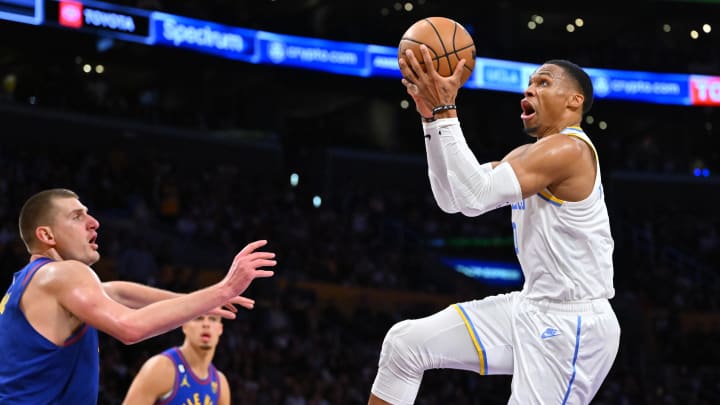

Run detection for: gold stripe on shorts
[[453, 304, 487, 375]]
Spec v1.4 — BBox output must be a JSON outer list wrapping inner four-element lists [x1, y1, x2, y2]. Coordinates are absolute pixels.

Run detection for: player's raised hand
[[399, 49, 433, 118], [220, 240, 275, 297], [227, 295, 255, 310], [208, 296, 256, 319], [401, 45, 465, 112]]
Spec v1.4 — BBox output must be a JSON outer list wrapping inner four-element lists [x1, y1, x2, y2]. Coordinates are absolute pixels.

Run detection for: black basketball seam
[[450, 24, 476, 75], [452, 23, 461, 75], [424, 18, 452, 74], [452, 22, 458, 52], [400, 37, 441, 70], [401, 20, 473, 75], [454, 44, 474, 52]]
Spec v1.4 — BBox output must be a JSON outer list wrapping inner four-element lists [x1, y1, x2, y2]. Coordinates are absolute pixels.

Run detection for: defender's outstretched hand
[[221, 240, 276, 299], [209, 295, 256, 319]]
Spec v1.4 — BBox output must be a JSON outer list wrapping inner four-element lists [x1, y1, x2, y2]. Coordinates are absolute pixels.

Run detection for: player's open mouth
[[520, 99, 536, 121], [89, 235, 98, 249]]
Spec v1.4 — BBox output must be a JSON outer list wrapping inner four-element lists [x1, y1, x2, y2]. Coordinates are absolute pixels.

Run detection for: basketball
[[398, 17, 476, 86]]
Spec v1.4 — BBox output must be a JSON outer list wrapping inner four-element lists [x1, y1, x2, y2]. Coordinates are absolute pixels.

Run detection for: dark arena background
[[1, 0, 719, 403]]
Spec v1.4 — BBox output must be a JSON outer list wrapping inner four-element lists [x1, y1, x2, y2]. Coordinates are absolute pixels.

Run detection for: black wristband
[[431, 104, 457, 115], [422, 116, 436, 123]]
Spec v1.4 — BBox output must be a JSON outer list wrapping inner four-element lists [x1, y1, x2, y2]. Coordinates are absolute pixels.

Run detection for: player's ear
[[35, 226, 55, 246], [568, 93, 584, 112]]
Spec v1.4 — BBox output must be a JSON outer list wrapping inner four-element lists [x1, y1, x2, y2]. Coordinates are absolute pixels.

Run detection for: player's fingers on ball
[[399, 63, 414, 79], [403, 48, 417, 63], [398, 57, 407, 69], [402, 78, 419, 93], [404, 49, 424, 74], [419, 45, 436, 74], [452, 59, 466, 79], [399, 59, 415, 77]]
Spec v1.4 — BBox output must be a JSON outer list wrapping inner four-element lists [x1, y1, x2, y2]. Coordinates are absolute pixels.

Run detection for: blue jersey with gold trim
[[157, 347, 221, 405], [0, 257, 100, 403]]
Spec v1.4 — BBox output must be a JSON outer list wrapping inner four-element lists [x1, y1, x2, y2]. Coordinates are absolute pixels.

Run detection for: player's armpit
[[218, 370, 231, 405], [122, 355, 176, 405]]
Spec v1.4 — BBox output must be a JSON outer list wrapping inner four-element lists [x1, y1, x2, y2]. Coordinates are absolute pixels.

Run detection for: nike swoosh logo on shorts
[[541, 327, 561, 339]]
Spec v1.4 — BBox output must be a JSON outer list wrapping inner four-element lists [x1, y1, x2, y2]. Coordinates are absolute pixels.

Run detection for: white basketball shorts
[[371, 291, 620, 405]]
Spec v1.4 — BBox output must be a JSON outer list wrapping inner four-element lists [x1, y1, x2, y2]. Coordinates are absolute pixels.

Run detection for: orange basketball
[[398, 17, 476, 86]]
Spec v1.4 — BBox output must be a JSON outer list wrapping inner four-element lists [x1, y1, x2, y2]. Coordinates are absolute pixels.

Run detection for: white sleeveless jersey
[[511, 127, 615, 301]]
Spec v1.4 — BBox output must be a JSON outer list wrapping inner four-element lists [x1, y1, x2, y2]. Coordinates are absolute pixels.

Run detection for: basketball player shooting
[[367, 23, 621, 405]]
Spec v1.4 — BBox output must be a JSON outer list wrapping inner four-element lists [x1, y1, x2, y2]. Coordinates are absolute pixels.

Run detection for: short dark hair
[[544, 59, 594, 114], [19, 188, 78, 252]]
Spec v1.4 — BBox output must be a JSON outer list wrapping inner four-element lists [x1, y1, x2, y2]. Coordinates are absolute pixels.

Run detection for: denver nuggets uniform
[[156, 347, 221, 405], [0, 257, 100, 403]]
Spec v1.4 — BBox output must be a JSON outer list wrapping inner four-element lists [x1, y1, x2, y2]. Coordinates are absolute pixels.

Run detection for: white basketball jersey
[[511, 127, 615, 301]]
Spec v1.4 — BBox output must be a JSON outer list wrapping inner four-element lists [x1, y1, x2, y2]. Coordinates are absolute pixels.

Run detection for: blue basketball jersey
[[0, 257, 100, 404], [157, 347, 221, 405]]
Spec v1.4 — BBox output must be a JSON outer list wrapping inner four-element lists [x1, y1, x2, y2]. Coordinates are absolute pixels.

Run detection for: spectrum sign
[[4, 0, 720, 107]]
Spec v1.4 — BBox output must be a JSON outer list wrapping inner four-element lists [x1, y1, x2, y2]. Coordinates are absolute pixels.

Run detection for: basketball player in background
[[0, 188, 275, 403], [123, 313, 230, 405], [368, 46, 620, 405]]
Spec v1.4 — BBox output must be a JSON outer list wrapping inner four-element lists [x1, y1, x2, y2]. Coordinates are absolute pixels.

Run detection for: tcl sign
[[690, 76, 720, 106]]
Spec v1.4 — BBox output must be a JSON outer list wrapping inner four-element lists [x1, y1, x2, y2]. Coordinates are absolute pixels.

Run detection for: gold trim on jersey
[[537, 189, 565, 206], [534, 127, 598, 207], [565, 133, 599, 163]]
